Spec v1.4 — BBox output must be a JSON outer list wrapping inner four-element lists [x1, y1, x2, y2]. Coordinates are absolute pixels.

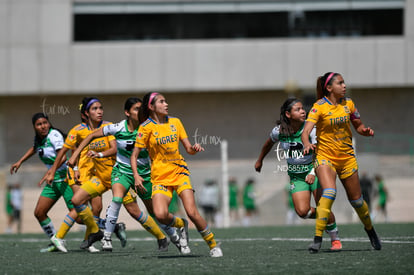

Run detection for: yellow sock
[[351, 198, 373, 230], [75, 204, 99, 234], [138, 212, 166, 240], [199, 226, 216, 249], [315, 189, 336, 237], [171, 216, 185, 228], [56, 214, 76, 239]]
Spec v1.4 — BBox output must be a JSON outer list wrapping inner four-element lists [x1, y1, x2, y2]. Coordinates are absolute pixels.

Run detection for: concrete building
[[0, 1, 413, 230]]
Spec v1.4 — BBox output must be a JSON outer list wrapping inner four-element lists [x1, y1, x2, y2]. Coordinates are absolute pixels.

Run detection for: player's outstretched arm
[[255, 138, 275, 173], [301, 121, 316, 155], [181, 138, 204, 155], [351, 119, 374, 137], [10, 147, 36, 174]]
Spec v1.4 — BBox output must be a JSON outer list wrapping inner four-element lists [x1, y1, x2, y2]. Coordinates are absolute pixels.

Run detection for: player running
[[68, 97, 179, 252], [302, 72, 381, 253], [255, 98, 342, 251], [131, 92, 223, 257]]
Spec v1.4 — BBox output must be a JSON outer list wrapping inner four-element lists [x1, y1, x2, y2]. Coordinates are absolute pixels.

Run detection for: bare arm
[[351, 119, 374, 137], [255, 138, 275, 173], [10, 147, 36, 174], [301, 121, 316, 155], [181, 137, 204, 155], [67, 128, 104, 167], [131, 146, 145, 193]]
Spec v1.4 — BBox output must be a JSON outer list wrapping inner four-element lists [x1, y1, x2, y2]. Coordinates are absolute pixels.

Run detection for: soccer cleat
[[178, 218, 191, 254], [102, 236, 113, 252], [330, 240, 342, 251], [87, 230, 104, 247], [158, 237, 169, 252], [51, 235, 67, 253], [308, 236, 323, 254], [114, 222, 127, 248], [170, 232, 182, 252], [365, 227, 382, 250], [40, 243, 58, 253], [210, 245, 223, 258], [87, 245, 100, 253]]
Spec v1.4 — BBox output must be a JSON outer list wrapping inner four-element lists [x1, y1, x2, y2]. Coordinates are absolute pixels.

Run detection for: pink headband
[[323, 73, 336, 89], [149, 92, 159, 105]]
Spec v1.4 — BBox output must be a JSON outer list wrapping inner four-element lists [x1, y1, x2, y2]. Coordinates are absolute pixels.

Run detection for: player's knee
[[350, 196, 364, 208], [296, 208, 313, 219], [153, 208, 169, 223], [33, 209, 46, 221]]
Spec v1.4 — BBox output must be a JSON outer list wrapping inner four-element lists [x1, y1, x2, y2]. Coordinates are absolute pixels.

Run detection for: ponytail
[[316, 72, 338, 100]]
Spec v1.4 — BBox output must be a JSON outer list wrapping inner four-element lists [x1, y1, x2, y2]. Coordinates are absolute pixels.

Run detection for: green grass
[[0, 223, 413, 274]]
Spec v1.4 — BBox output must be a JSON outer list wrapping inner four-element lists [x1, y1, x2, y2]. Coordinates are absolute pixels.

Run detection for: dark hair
[[316, 72, 340, 100], [31, 112, 66, 148], [124, 97, 141, 111], [138, 92, 160, 123], [277, 98, 302, 136], [80, 97, 100, 122]]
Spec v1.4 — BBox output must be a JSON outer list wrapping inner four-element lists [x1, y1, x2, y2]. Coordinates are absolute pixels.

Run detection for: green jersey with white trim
[[270, 124, 316, 174], [34, 129, 67, 181], [102, 120, 150, 175]]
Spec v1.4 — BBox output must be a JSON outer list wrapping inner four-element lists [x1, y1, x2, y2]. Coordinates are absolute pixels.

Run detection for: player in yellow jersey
[[41, 98, 130, 252], [131, 92, 223, 257], [302, 72, 381, 253]]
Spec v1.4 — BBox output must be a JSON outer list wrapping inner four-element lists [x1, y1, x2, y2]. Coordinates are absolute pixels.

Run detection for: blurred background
[[0, 0, 413, 233]]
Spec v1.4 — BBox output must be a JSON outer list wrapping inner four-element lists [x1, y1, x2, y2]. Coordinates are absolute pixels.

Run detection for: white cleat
[[87, 245, 100, 253], [50, 235, 67, 253], [210, 245, 223, 258], [102, 237, 113, 252]]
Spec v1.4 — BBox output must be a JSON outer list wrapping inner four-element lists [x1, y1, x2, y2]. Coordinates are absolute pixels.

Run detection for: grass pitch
[[0, 223, 413, 274]]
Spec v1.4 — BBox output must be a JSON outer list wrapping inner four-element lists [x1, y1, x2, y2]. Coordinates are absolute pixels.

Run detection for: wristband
[[73, 166, 79, 171], [98, 152, 104, 158], [309, 168, 315, 176]]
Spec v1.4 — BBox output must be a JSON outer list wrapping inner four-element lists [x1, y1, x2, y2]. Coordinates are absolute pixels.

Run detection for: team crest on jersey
[[68, 134, 76, 141], [310, 108, 317, 113], [343, 106, 350, 114], [137, 132, 143, 139], [153, 131, 159, 136], [170, 125, 177, 132]]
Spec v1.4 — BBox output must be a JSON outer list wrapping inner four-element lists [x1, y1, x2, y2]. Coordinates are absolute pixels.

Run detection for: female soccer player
[[131, 92, 223, 257], [68, 97, 178, 252], [41, 97, 124, 252], [255, 98, 342, 250], [10, 113, 76, 252], [302, 72, 381, 253]]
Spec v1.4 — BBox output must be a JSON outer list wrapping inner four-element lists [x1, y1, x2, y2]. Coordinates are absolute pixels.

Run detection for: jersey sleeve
[[348, 99, 361, 120], [135, 124, 149, 148], [176, 118, 188, 140], [269, 126, 280, 143], [102, 121, 122, 137], [310, 127, 317, 144], [50, 129, 64, 151], [64, 126, 78, 150], [306, 103, 321, 124]]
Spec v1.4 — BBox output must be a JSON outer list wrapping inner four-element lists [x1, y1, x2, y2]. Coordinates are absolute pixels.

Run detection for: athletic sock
[[350, 197, 373, 230], [39, 217, 56, 238], [315, 188, 336, 237], [56, 214, 75, 239], [137, 212, 166, 240], [75, 204, 99, 234], [158, 222, 177, 238], [326, 222, 340, 241], [105, 200, 122, 234], [199, 226, 216, 249], [170, 216, 185, 228]]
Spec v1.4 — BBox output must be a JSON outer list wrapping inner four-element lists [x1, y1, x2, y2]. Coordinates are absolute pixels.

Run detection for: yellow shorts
[[80, 176, 136, 204], [314, 156, 358, 180], [152, 176, 193, 198]]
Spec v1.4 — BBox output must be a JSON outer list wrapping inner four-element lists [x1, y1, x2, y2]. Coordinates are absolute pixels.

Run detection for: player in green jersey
[[10, 113, 77, 252], [255, 98, 342, 251]]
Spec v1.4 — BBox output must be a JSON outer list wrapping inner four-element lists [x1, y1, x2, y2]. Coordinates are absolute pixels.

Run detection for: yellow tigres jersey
[[307, 97, 361, 160], [64, 121, 115, 185], [135, 116, 189, 186]]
